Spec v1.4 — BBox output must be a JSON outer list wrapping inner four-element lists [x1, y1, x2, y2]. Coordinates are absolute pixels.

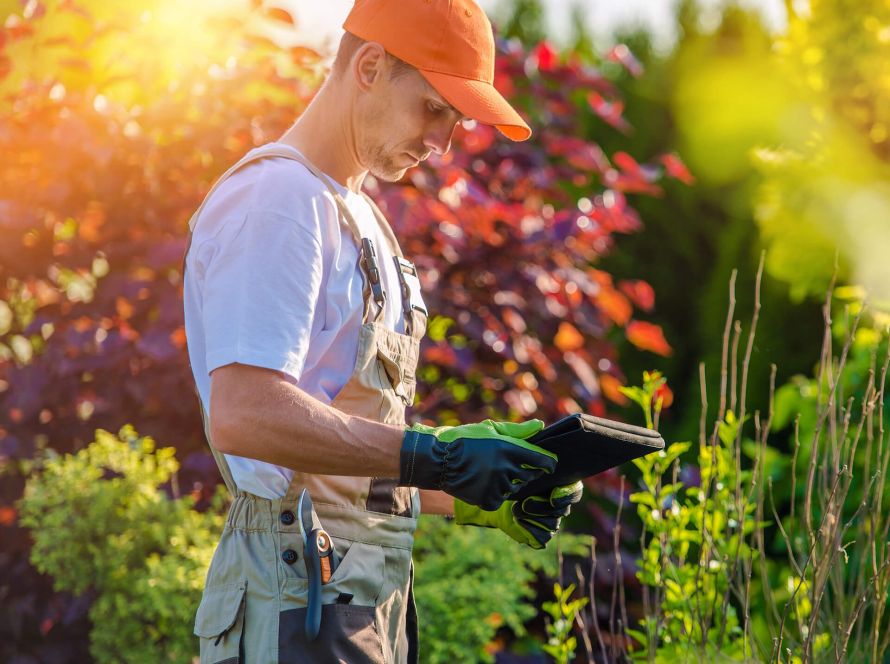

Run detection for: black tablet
[[513, 413, 665, 500]]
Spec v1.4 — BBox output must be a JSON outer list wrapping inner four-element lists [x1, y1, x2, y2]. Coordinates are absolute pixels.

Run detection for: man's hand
[[453, 482, 583, 549], [399, 419, 557, 511]]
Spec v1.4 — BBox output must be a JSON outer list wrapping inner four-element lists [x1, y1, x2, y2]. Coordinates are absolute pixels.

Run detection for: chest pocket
[[376, 345, 417, 407]]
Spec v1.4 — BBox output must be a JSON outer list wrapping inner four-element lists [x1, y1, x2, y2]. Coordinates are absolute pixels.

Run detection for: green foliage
[[769, 295, 890, 513], [412, 514, 588, 664], [497, 0, 547, 46], [622, 289, 890, 662], [672, 7, 791, 188], [619, 370, 670, 430], [18, 426, 225, 663], [753, 0, 890, 302], [542, 583, 588, 664], [629, 409, 755, 660], [760, 301, 890, 662], [18, 427, 595, 664]]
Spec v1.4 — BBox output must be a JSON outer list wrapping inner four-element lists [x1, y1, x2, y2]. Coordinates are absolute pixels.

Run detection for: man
[[182, 1, 583, 662]]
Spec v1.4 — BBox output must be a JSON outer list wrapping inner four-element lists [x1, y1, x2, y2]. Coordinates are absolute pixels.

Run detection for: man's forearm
[[209, 363, 404, 478], [419, 489, 454, 516]]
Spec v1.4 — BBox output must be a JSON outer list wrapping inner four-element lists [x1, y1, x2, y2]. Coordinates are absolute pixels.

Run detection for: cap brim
[[418, 70, 531, 142]]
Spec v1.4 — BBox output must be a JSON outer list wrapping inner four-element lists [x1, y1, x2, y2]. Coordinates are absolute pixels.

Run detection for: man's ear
[[352, 42, 387, 91]]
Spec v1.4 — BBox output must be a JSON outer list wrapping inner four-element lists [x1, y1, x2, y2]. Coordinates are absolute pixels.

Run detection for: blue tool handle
[[304, 528, 323, 641]]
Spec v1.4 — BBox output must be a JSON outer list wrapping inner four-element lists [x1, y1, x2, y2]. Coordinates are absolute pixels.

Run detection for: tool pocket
[[376, 346, 417, 406], [281, 538, 385, 608], [279, 540, 386, 663], [326, 539, 386, 605], [194, 580, 247, 664]]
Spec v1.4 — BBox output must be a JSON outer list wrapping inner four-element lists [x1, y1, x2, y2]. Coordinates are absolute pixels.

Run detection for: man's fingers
[[520, 512, 561, 532], [490, 419, 545, 440], [550, 481, 584, 508], [520, 495, 571, 519], [511, 511, 554, 549]]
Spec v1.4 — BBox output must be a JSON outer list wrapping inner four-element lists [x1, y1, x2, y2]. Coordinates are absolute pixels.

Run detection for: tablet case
[[513, 413, 665, 500]]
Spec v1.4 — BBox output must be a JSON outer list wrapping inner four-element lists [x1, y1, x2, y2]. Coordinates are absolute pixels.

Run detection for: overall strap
[[278, 151, 389, 324], [362, 193, 426, 337], [185, 143, 384, 323], [182, 143, 377, 495], [361, 192, 403, 259], [185, 148, 317, 497], [197, 399, 241, 497], [187, 144, 361, 247]]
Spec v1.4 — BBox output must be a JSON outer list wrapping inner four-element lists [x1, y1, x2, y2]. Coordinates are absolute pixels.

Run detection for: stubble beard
[[366, 144, 408, 183]]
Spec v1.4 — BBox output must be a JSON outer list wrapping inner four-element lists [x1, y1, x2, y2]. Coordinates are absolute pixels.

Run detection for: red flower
[[533, 41, 558, 71], [654, 382, 674, 410]]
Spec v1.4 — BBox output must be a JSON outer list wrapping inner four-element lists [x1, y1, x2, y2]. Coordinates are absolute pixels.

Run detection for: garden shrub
[[19, 424, 591, 663], [19, 426, 224, 663], [610, 274, 890, 663], [753, 0, 890, 303], [413, 513, 588, 664], [629, 410, 754, 661], [541, 582, 589, 664]]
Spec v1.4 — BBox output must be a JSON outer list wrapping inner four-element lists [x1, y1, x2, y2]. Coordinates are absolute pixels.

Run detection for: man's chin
[[371, 167, 410, 183]]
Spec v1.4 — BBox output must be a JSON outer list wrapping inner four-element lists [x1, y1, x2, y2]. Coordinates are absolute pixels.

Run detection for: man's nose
[[423, 124, 456, 157]]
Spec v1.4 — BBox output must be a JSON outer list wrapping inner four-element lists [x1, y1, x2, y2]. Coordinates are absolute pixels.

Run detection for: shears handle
[[304, 528, 340, 641], [304, 528, 323, 641]]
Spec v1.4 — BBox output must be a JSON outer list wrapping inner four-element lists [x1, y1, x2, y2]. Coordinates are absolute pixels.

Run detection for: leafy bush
[[630, 410, 752, 660], [580, 268, 890, 663], [18, 425, 592, 663], [413, 513, 588, 664], [19, 426, 224, 663], [753, 0, 890, 302], [542, 582, 589, 664]]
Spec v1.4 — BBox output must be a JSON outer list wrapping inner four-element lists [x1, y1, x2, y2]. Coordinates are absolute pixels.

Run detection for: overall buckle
[[361, 238, 386, 308], [394, 256, 428, 336], [393, 257, 416, 322]]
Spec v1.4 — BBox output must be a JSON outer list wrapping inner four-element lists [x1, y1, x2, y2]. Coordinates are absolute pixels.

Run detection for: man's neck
[[277, 83, 367, 194]]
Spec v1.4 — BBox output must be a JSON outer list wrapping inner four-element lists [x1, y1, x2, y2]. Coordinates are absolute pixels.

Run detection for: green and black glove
[[399, 419, 557, 511], [453, 481, 584, 549]]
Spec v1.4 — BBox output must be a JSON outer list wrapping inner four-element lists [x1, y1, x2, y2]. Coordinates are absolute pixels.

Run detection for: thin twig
[[718, 270, 738, 424], [587, 537, 609, 664], [718, 255, 764, 651], [730, 319, 741, 415], [699, 362, 708, 449], [609, 477, 627, 661], [574, 562, 595, 664]]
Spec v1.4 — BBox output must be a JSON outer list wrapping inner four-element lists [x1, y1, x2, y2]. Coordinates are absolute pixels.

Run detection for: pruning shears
[[298, 488, 339, 641]]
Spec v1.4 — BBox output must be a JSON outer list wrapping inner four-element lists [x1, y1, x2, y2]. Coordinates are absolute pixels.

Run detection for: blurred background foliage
[[2, 0, 889, 661]]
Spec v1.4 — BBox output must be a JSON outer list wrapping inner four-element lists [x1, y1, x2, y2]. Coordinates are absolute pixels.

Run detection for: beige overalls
[[183, 144, 428, 663]]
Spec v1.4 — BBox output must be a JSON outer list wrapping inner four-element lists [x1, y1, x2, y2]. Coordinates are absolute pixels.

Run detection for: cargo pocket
[[279, 541, 386, 663], [376, 346, 416, 407], [194, 581, 247, 664]]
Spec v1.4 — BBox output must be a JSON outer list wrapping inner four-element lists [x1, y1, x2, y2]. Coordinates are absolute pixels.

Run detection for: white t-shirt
[[183, 143, 422, 499]]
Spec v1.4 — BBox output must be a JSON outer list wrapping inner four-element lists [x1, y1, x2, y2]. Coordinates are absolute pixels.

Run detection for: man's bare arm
[[209, 363, 403, 478], [419, 489, 454, 516]]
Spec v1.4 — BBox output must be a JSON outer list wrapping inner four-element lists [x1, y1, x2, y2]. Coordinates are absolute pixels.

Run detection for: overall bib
[[183, 144, 428, 664]]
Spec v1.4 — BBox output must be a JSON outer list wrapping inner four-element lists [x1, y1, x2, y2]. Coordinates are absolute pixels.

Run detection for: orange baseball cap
[[343, 0, 531, 141]]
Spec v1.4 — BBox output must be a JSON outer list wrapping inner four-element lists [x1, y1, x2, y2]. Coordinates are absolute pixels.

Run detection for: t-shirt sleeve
[[199, 208, 324, 381]]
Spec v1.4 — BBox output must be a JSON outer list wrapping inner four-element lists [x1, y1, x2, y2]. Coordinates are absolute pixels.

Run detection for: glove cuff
[[399, 428, 443, 489]]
